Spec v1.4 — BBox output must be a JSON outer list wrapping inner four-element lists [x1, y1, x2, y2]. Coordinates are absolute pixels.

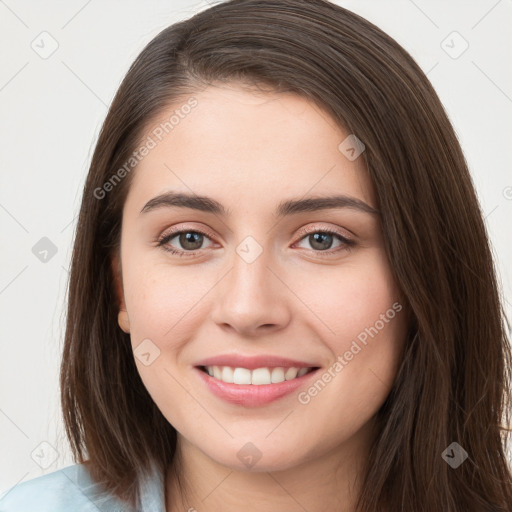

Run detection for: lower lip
[[195, 367, 320, 407]]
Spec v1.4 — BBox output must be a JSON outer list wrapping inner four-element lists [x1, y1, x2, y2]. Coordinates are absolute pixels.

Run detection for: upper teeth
[[205, 366, 312, 385]]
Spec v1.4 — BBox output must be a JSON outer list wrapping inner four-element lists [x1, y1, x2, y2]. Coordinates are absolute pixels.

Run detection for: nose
[[210, 246, 292, 337]]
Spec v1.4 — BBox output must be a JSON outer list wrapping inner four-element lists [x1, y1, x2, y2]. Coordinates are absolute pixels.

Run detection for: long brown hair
[[60, 0, 512, 509]]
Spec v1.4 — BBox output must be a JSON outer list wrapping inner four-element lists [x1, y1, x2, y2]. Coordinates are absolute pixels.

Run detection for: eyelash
[[156, 225, 355, 258]]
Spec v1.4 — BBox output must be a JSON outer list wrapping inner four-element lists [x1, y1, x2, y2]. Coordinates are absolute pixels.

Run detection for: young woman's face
[[114, 83, 408, 472]]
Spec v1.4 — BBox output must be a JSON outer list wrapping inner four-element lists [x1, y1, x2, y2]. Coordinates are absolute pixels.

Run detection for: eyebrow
[[139, 191, 380, 217]]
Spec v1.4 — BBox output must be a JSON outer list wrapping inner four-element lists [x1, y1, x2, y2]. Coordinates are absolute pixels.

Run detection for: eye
[[156, 228, 214, 257], [293, 226, 355, 256]]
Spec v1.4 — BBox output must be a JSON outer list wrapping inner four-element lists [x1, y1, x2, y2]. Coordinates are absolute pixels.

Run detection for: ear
[[111, 251, 130, 334]]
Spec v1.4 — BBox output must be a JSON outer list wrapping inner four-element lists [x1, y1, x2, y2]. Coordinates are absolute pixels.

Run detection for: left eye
[[295, 230, 352, 252]]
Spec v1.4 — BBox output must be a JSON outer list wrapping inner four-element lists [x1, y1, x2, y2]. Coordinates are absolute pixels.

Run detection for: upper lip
[[194, 354, 320, 370]]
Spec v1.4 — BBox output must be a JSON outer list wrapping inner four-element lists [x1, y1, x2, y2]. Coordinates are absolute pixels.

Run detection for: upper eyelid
[[158, 225, 216, 244], [294, 223, 354, 241]]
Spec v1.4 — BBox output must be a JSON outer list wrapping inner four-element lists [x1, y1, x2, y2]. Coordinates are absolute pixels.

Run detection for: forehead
[[124, 83, 375, 216]]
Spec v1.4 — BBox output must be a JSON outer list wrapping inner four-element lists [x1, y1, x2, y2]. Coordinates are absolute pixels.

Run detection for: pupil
[[180, 232, 203, 250], [310, 233, 332, 251]]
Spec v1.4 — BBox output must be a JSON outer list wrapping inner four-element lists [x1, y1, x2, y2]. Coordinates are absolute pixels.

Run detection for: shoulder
[[0, 463, 133, 512]]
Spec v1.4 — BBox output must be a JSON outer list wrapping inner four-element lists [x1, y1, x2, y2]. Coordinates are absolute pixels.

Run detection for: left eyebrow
[[139, 191, 380, 217]]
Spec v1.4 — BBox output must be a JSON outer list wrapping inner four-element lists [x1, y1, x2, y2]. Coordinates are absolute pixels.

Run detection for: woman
[[1, 0, 511, 510]]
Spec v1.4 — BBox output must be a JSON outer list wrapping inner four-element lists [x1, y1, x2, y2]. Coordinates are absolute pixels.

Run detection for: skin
[[113, 83, 408, 512]]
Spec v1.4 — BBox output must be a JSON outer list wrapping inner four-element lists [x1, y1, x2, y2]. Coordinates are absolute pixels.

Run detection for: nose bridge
[[226, 223, 276, 295], [226, 241, 276, 305], [210, 235, 290, 333]]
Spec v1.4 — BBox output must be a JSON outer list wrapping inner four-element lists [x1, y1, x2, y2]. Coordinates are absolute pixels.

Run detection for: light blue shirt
[[0, 461, 166, 511]]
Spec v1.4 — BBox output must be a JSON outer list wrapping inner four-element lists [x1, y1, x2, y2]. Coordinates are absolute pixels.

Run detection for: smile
[[194, 364, 320, 407], [199, 365, 315, 384]]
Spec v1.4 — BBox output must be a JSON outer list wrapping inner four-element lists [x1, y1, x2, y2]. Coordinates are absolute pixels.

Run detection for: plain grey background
[[1, 0, 511, 492]]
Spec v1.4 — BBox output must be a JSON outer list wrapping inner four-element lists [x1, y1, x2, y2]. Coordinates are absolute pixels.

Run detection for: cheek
[[123, 263, 211, 341], [293, 251, 406, 401], [293, 251, 401, 345], [121, 264, 201, 418]]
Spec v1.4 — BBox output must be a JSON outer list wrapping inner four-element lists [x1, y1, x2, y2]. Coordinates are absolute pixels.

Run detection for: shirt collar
[[62, 459, 166, 512]]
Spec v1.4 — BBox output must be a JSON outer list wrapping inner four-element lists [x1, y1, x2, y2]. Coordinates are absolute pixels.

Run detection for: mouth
[[197, 365, 319, 384], [194, 364, 321, 407]]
